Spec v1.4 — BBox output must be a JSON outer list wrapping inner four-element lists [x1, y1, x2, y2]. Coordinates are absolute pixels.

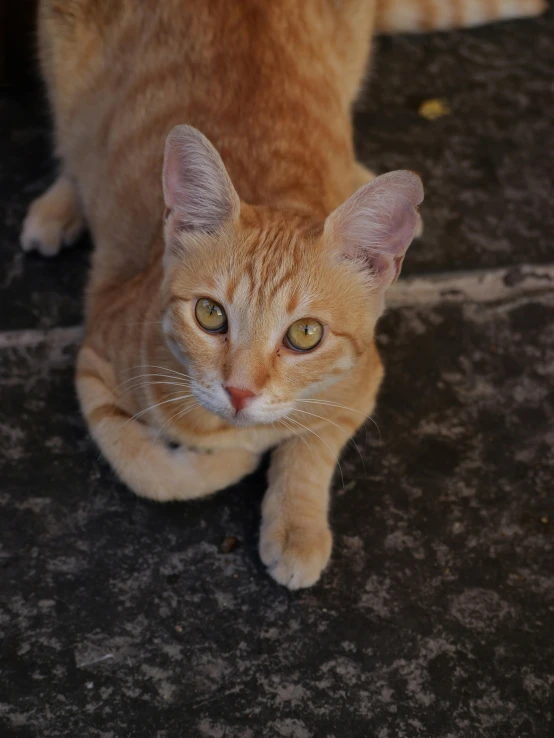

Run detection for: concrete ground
[[1, 9, 553, 738]]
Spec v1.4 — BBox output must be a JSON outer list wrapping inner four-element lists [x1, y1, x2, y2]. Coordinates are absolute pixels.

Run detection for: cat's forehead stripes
[[228, 218, 315, 310]]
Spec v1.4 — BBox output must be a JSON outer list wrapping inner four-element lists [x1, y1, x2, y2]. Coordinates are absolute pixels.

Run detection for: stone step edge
[[1, 263, 552, 349]]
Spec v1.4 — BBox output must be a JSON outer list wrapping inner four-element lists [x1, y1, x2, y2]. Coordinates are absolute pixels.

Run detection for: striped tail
[[375, 0, 547, 33]]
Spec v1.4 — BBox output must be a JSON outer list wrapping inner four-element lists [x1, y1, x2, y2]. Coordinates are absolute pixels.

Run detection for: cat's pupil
[[195, 298, 227, 332]]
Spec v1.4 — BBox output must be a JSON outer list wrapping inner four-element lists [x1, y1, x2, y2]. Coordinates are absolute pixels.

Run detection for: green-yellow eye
[[286, 319, 323, 352], [195, 298, 228, 333]]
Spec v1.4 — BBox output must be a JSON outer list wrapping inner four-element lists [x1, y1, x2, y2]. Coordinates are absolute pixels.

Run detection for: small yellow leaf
[[418, 98, 451, 120]]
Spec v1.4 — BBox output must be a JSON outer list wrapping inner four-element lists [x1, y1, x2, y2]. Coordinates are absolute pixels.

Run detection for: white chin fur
[[194, 387, 293, 427], [228, 405, 294, 427]]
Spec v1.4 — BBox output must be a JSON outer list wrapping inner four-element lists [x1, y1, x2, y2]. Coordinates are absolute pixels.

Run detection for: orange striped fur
[[375, 0, 546, 33], [20, 0, 543, 589]]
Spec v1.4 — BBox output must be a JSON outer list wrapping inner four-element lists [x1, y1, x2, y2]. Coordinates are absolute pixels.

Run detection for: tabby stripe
[[452, 0, 465, 27], [336, 416, 359, 432], [332, 329, 364, 357], [268, 265, 298, 302], [419, 0, 437, 30], [107, 103, 185, 162], [88, 403, 130, 425], [75, 369, 100, 383], [120, 58, 186, 108]]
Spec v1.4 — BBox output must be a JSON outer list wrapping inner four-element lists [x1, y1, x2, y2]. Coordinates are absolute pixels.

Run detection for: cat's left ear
[[324, 170, 423, 288], [162, 125, 240, 245]]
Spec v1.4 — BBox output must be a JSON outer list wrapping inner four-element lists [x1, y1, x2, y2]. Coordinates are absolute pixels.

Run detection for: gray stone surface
[[1, 8, 553, 738], [356, 10, 554, 276], [0, 95, 91, 332], [1, 290, 553, 738]]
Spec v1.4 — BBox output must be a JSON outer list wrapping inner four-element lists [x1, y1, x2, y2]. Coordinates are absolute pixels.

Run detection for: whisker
[[121, 364, 194, 380], [365, 415, 382, 444], [117, 372, 195, 384], [115, 372, 195, 391], [121, 394, 195, 429], [292, 407, 347, 434], [297, 399, 381, 444], [278, 417, 312, 453], [116, 378, 195, 398], [154, 400, 201, 442], [119, 386, 198, 404], [285, 415, 345, 490], [100, 392, 191, 457], [118, 379, 194, 392], [296, 398, 366, 417], [170, 402, 201, 424], [291, 408, 367, 479]]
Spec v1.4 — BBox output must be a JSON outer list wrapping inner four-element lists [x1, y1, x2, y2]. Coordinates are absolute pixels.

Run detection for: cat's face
[[162, 211, 378, 426], [161, 126, 423, 426]]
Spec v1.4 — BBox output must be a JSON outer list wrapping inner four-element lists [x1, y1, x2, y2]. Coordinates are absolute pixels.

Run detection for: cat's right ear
[[162, 125, 240, 255], [324, 170, 423, 289]]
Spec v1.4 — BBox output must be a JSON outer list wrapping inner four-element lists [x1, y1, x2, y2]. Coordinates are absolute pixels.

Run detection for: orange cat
[[22, 0, 545, 589]]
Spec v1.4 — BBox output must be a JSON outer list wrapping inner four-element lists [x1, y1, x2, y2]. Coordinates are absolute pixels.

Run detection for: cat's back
[[40, 0, 373, 159], [39, 0, 374, 282], [40, 0, 208, 146]]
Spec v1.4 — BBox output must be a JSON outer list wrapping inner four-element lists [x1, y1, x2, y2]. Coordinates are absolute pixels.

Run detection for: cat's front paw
[[259, 521, 332, 590]]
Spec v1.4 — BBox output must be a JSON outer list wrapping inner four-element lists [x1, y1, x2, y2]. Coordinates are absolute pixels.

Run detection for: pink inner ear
[[326, 170, 424, 287], [369, 253, 392, 275], [162, 124, 240, 234], [367, 254, 405, 283], [163, 145, 182, 212], [392, 254, 405, 282]]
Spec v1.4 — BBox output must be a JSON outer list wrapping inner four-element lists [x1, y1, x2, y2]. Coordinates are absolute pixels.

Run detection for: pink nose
[[225, 386, 256, 412]]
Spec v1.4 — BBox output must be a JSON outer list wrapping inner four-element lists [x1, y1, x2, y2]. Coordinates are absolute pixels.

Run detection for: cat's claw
[[259, 523, 332, 590]]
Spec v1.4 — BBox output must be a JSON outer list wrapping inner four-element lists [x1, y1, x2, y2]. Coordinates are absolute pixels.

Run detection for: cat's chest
[[152, 407, 284, 454]]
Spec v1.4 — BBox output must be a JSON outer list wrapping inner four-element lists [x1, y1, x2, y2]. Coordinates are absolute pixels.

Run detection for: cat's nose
[[225, 385, 257, 412]]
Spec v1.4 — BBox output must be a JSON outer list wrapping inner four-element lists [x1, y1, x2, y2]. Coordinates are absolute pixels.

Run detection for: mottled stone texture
[[355, 11, 554, 277], [1, 9, 553, 738]]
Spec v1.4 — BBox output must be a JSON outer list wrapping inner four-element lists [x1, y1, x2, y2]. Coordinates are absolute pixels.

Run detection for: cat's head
[[160, 125, 423, 426]]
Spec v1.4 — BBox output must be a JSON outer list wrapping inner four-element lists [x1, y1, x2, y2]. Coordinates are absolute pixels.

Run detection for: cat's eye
[[285, 319, 323, 352], [195, 298, 228, 333]]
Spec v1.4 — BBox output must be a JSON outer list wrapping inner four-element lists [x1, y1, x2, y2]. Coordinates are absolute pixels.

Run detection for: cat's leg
[[21, 174, 85, 257], [259, 419, 358, 590], [76, 347, 260, 501], [353, 161, 423, 237]]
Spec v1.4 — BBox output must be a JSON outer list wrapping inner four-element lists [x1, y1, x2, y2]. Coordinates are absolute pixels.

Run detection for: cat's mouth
[[193, 384, 293, 427], [225, 408, 261, 427], [220, 401, 293, 428]]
